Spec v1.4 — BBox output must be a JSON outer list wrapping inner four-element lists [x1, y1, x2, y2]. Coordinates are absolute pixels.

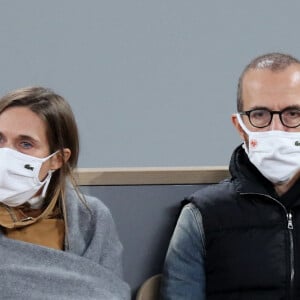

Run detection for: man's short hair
[[237, 53, 300, 111]]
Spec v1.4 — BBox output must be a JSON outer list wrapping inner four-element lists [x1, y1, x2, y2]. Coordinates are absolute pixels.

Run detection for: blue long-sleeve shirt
[[160, 203, 206, 300]]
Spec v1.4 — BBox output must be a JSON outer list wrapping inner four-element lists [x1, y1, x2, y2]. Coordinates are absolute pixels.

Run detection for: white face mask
[[0, 148, 57, 207], [236, 114, 300, 184]]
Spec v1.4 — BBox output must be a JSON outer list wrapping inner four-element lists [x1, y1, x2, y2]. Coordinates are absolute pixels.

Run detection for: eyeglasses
[[239, 108, 300, 128]]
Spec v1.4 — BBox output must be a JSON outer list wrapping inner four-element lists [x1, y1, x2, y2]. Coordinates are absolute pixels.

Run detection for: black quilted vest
[[190, 146, 300, 300]]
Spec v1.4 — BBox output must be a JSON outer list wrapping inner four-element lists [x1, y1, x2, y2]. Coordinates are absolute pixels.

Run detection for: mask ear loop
[[39, 150, 60, 198], [235, 113, 251, 154], [41, 170, 55, 198], [236, 113, 251, 134]]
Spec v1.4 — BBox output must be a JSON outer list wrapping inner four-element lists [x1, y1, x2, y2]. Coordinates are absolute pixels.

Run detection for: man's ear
[[50, 148, 71, 170], [231, 114, 247, 141]]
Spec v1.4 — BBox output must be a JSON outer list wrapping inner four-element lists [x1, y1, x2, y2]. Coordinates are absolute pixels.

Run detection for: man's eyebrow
[[246, 105, 300, 111], [284, 105, 300, 110], [245, 105, 269, 111]]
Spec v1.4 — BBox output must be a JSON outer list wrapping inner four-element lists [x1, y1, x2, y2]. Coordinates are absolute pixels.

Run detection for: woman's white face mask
[[236, 113, 300, 184], [0, 148, 57, 207]]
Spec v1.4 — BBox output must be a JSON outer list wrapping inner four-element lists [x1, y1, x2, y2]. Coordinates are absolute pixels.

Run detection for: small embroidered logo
[[295, 141, 300, 146], [250, 139, 258, 148], [24, 164, 34, 171]]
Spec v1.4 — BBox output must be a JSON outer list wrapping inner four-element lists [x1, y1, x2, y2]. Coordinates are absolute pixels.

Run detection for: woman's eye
[[20, 141, 33, 149]]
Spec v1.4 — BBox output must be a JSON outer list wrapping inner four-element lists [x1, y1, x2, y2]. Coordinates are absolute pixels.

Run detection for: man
[[160, 53, 300, 299]]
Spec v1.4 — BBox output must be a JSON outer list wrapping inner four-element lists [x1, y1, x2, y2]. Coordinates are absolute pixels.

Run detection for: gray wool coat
[[0, 186, 130, 300]]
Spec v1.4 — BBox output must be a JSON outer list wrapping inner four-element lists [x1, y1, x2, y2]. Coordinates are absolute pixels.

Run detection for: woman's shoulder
[[65, 186, 112, 221], [82, 192, 109, 212]]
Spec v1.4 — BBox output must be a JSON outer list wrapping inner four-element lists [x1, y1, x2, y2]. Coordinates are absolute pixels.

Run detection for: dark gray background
[[0, 1, 299, 167], [81, 184, 206, 297]]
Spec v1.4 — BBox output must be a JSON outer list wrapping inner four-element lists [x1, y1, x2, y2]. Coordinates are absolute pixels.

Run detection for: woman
[[0, 86, 130, 299]]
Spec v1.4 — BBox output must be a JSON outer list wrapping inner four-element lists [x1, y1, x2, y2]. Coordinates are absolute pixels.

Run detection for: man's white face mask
[[0, 148, 57, 207], [236, 113, 300, 184]]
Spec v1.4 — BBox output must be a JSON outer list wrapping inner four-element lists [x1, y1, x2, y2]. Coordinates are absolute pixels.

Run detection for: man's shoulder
[[188, 178, 238, 207]]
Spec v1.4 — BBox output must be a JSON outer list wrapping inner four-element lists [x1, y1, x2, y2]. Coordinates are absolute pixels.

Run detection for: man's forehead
[[241, 65, 300, 110], [243, 65, 300, 90]]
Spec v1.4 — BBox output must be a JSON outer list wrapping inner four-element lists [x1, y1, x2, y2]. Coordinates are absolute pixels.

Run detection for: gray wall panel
[[0, 1, 300, 167], [81, 184, 206, 296]]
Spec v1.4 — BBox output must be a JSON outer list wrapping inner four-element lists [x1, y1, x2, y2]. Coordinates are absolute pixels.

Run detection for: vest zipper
[[240, 193, 295, 298], [287, 211, 294, 299]]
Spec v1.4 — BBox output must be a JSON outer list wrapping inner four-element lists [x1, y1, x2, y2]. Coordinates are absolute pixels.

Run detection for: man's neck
[[274, 172, 300, 196]]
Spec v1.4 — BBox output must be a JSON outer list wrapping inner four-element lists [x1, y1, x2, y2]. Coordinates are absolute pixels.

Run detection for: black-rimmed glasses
[[239, 108, 300, 128]]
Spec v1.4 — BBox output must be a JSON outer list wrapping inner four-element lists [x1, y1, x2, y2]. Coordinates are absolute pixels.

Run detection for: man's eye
[[286, 110, 300, 118], [251, 110, 268, 119]]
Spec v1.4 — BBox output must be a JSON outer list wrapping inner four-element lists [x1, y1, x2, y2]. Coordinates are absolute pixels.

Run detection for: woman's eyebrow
[[18, 134, 40, 143]]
